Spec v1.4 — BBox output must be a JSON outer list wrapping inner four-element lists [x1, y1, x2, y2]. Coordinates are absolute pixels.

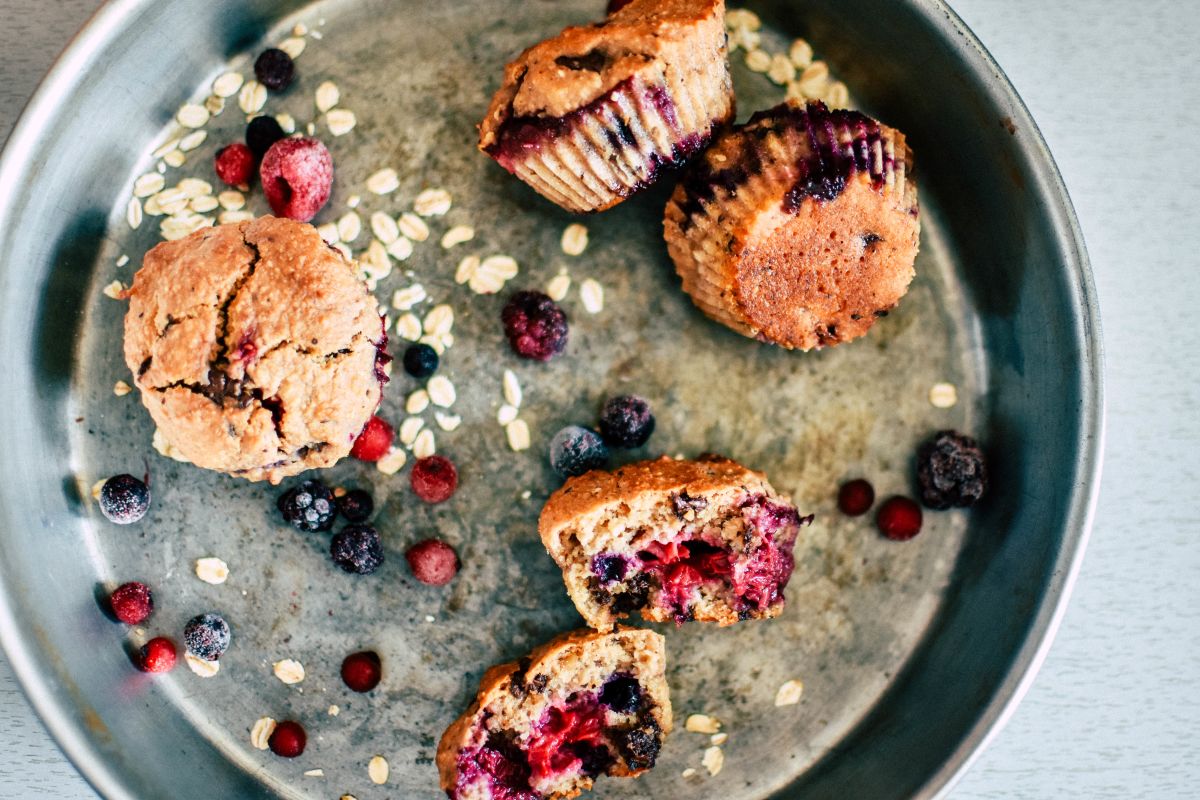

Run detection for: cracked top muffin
[[664, 100, 920, 350], [123, 216, 388, 483], [478, 0, 734, 213]]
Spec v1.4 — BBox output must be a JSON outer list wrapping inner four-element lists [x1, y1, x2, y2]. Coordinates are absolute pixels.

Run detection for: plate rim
[[0, 1, 1104, 798]]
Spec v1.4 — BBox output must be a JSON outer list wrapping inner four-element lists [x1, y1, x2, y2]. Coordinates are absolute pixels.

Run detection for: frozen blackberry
[[183, 613, 231, 661], [98, 474, 150, 524], [402, 343, 439, 378], [277, 480, 337, 532], [246, 115, 286, 158], [336, 489, 374, 523], [549, 425, 609, 478], [330, 524, 385, 575], [598, 395, 656, 448], [916, 430, 988, 509], [501, 291, 568, 361], [254, 48, 295, 91]]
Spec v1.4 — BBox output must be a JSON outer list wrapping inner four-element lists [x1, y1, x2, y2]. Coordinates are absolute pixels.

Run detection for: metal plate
[[0, 0, 1102, 798]]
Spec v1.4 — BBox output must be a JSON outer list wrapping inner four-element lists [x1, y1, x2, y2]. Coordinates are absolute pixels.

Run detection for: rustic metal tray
[[0, 0, 1102, 798]]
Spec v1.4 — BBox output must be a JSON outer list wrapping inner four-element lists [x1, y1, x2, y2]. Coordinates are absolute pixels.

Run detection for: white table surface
[[2, 0, 1197, 797]]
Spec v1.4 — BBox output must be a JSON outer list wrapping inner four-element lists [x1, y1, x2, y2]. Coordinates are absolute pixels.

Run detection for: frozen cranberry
[[268, 720, 306, 758], [214, 143, 255, 187], [350, 416, 394, 462], [254, 48, 295, 91], [109, 582, 153, 625], [405, 539, 460, 585], [138, 637, 177, 673], [341, 650, 382, 692], [410, 456, 458, 503], [837, 479, 875, 516], [501, 291, 568, 361], [260, 137, 333, 222], [876, 496, 923, 541], [246, 115, 286, 158]]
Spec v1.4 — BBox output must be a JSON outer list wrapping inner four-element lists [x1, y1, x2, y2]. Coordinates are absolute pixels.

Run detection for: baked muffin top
[[479, 0, 724, 147]]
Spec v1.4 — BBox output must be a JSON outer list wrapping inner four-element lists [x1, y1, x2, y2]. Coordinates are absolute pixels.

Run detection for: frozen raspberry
[[336, 488, 374, 523], [876, 496, 923, 541], [598, 395, 655, 448], [405, 539, 460, 586], [550, 425, 609, 478], [246, 115, 286, 158], [837, 479, 875, 516], [98, 474, 150, 524], [260, 137, 333, 222], [138, 637, 177, 674], [109, 582, 153, 625], [277, 480, 337, 533], [183, 613, 231, 661], [350, 416, 395, 462], [916, 430, 989, 509], [213, 143, 255, 187], [341, 650, 382, 692], [410, 456, 458, 504], [501, 291, 568, 361], [330, 524, 385, 574], [402, 343, 439, 378], [254, 48, 295, 91], [268, 720, 306, 758]]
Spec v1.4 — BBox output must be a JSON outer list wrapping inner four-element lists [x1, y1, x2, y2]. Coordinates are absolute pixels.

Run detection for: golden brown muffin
[[479, 0, 734, 213], [123, 216, 387, 483], [539, 455, 812, 631], [664, 100, 920, 350], [437, 628, 671, 800]]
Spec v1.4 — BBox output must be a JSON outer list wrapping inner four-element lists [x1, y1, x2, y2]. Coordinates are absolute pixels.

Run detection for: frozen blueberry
[[254, 48, 295, 91], [600, 675, 642, 714], [618, 722, 661, 770], [598, 395, 655, 448], [277, 480, 337, 532], [549, 425, 609, 478], [336, 489, 374, 523], [592, 554, 627, 584], [916, 430, 988, 509], [183, 613, 231, 661], [246, 115, 286, 158], [98, 474, 150, 524], [501, 291, 568, 361], [402, 343, 439, 378], [330, 524, 385, 575]]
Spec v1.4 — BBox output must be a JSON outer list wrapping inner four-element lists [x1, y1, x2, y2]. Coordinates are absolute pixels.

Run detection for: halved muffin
[[437, 628, 671, 800], [478, 0, 734, 213], [539, 455, 812, 630], [664, 100, 920, 350]]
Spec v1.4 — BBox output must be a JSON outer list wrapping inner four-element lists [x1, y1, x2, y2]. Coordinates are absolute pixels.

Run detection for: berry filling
[[676, 101, 895, 225], [485, 76, 716, 191], [590, 496, 810, 623], [453, 680, 658, 800]]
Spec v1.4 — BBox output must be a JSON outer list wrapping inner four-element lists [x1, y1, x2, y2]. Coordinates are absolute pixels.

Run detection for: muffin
[[478, 0, 734, 213], [664, 100, 920, 350], [539, 455, 812, 630], [123, 216, 389, 483], [437, 628, 671, 800]]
